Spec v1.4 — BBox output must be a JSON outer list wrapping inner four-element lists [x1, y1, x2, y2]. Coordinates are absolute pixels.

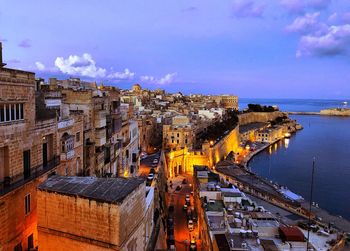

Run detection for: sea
[[239, 98, 350, 221]]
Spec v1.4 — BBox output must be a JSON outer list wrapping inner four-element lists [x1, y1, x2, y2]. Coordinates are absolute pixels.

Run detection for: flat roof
[[38, 175, 145, 204], [239, 122, 267, 133]]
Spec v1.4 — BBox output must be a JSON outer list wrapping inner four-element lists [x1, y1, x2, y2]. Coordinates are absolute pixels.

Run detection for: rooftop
[[239, 122, 268, 133], [38, 175, 145, 204], [205, 199, 225, 212]]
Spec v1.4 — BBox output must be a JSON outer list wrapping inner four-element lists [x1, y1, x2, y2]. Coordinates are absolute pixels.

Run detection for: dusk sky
[[1, 0, 350, 98]]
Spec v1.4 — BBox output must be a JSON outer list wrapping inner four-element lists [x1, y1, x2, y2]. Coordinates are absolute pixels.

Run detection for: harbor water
[[240, 99, 350, 221]]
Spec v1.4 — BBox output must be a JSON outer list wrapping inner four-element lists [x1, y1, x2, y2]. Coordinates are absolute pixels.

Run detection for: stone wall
[[238, 111, 286, 126], [165, 126, 240, 176], [37, 182, 147, 251]]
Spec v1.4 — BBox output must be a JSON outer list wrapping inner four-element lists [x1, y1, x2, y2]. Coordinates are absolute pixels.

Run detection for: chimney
[[0, 42, 6, 67]]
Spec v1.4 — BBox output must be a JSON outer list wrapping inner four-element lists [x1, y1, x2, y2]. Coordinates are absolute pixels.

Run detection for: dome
[[132, 83, 142, 92]]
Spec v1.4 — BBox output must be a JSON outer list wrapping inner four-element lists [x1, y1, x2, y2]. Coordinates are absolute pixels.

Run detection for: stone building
[[119, 120, 140, 177], [56, 114, 84, 176], [212, 95, 238, 110], [162, 115, 194, 150], [0, 43, 60, 250], [37, 176, 150, 251]]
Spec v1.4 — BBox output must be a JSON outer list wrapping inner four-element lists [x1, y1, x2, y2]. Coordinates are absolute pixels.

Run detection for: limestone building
[[0, 43, 60, 250], [212, 95, 238, 110], [37, 176, 150, 251]]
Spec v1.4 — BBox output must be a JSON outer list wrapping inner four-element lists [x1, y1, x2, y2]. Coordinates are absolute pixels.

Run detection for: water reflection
[[284, 138, 290, 149]]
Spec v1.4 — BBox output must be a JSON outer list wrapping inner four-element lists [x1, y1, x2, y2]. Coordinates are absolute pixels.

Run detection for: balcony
[[95, 128, 106, 147], [58, 119, 74, 129], [60, 149, 75, 161], [94, 110, 107, 128], [0, 156, 60, 196]]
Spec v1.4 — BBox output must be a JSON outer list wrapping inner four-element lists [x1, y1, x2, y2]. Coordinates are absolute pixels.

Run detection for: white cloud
[[286, 12, 327, 34], [231, 0, 265, 18], [55, 53, 106, 78], [296, 24, 350, 57], [108, 68, 135, 80], [141, 72, 177, 85], [35, 61, 45, 71]]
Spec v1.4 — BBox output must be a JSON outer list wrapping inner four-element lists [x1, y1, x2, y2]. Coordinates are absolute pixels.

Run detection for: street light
[[306, 157, 316, 251]]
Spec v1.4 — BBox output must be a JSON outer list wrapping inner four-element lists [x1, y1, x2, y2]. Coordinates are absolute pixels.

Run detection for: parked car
[[183, 204, 188, 211], [188, 220, 194, 231], [185, 194, 190, 203], [153, 159, 158, 164], [150, 168, 156, 174], [147, 173, 154, 180]]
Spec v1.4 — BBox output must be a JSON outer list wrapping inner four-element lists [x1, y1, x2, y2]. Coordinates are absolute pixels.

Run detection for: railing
[[0, 156, 60, 196]]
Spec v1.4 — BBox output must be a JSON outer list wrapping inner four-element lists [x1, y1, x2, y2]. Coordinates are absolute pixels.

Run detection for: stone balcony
[[95, 128, 106, 147], [58, 118, 74, 130], [94, 110, 107, 128]]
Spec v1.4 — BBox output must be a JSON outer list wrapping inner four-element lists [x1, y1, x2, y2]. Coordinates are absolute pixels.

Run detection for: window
[[27, 234, 34, 250], [76, 132, 80, 142], [0, 103, 24, 123], [25, 194, 31, 215], [14, 242, 22, 251]]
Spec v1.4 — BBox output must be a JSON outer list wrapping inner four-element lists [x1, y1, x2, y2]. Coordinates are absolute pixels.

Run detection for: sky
[[0, 0, 350, 99]]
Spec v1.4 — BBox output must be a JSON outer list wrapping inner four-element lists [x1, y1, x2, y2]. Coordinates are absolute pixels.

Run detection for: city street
[[139, 152, 161, 178], [167, 174, 201, 251]]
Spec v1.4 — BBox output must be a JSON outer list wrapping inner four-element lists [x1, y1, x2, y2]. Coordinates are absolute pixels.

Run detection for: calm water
[[239, 98, 349, 112], [244, 99, 350, 220]]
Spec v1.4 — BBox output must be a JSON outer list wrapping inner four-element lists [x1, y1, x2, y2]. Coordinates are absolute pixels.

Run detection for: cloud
[[18, 39, 31, 48], [55, 53, 106, 78], [35, 61, 45, 71], [286, 12, 327, 34], [296, 24, 350, 57], [231, 0, 265, 18], [108, 68, 135, 80], [140, 72, 177, 85], [281, 0, 331, 14]]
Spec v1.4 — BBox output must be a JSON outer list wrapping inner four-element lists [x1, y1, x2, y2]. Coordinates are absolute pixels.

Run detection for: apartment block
[[0, 43, 60, 250]]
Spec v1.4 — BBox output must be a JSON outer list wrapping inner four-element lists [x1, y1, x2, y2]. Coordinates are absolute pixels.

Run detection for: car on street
[[185, 194, 190, 203], [188, 220, 194, 231], [147, 173, 154, 180], [186, 200, 191, 206], [183, 204, 188, 211], [150, 168, 156, 174], [153, 159, 158, 164]]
